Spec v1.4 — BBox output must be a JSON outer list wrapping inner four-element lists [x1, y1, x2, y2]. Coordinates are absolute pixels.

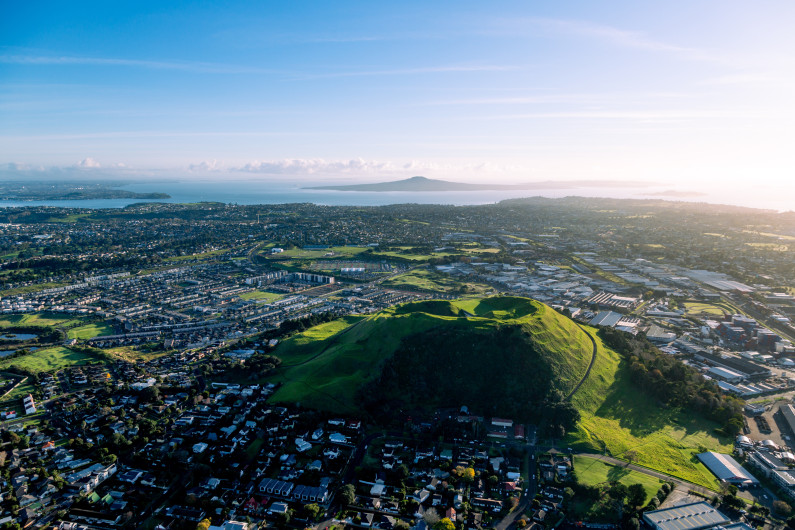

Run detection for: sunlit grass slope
[[269, 296, 592, 413], [567, 334, 729, 489]]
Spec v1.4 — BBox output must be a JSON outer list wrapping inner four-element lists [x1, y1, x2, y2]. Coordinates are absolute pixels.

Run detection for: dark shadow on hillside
[[392, 300, 457, 316]]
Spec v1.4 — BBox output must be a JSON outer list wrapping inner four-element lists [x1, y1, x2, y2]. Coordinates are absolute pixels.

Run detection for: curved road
[[565, 323, 598, 401]]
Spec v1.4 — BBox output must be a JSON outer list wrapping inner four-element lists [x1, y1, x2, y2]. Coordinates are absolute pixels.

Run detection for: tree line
[[597, 327, 743, 435]]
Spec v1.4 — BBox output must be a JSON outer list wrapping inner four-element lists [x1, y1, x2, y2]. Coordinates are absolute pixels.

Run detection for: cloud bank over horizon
[[2, 1, 794, 203], [0, 157, 529, 183]]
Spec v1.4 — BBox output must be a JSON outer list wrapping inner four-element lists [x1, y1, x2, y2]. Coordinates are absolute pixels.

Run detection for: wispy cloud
[[1, 52, 519, 82], [0, 160, 135, 181], [230, 158, 520, 177], [422, 94, 591, 106], [474, 110, 758, 121], [288, 35, 385, 44], [419, 92, 691, 106], [189, 160, 222, 172], [699, 71, 792, 87], [290, 64, 519, 80], [0, 53, 286, 75], [0, 158, 523, 181], [0, 131, 295, 142], [236, 158, 399, 175], [526, 17, 692, 53], [494, 17, 728, 65]]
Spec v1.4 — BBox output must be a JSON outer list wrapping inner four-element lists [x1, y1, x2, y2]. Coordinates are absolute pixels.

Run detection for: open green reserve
[[381, 268, 493, 295], [0, 346, 106, 375], [573, 455, 663, 502]]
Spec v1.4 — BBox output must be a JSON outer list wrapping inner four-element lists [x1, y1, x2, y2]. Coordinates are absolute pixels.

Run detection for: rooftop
[[644, 502, 731, 530]]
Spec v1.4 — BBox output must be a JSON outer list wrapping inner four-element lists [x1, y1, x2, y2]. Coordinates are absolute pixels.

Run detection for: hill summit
[[269, 296, 594, 430]]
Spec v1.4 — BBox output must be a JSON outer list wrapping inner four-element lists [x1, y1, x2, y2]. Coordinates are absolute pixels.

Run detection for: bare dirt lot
[[744, 399, 792, 449]]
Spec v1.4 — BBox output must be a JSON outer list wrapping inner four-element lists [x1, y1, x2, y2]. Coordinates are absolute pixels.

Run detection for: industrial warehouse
[[696, 452, 760, 487], [642, 502, 734, 530]]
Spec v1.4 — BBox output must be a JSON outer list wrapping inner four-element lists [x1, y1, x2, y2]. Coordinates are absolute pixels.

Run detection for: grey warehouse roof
[[697, 452, 759, 485], [643, 502, 731, 530], [589, 311, 623, 327]]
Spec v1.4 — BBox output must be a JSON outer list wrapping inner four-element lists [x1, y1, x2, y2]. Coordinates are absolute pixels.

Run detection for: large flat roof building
[[693, 351, 771, 381], [780, 404, 795, 437], [643, 502, 730, 530], [707, 366, 746, 383], [589, 311, 623, 327], [697, 452, 759, 487]]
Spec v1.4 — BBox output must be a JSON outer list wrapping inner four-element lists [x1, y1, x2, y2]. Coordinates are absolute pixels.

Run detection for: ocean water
[[0, 180, 790, 212]]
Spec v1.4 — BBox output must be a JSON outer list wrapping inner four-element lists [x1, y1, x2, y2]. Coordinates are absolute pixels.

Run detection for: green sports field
[[239, 290, 284, 302], [67, 322, 114, 340], [0, 347, 104, 374]]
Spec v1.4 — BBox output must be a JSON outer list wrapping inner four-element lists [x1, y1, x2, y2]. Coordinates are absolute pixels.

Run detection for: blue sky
[[2, 1, 795, 190]]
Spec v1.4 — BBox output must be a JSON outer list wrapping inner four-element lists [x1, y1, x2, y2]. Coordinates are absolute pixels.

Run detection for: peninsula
[[0, 181, 171, 201]]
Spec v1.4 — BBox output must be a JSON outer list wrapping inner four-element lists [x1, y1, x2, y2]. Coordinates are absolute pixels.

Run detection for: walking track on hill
[[283, 317, 368, 369], [564, 323, 597, 401]]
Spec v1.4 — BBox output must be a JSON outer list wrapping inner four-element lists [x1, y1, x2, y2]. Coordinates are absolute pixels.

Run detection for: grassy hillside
[[566, 333, 730, 489], [269, 297, 591, 416], [268, 295, 729, 490]]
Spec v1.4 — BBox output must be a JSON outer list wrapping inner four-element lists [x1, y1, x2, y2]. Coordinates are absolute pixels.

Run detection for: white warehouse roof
[[697, 451, 759, 486]]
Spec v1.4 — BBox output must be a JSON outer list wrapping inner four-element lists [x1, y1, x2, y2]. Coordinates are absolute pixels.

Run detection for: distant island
[[0, 181, 170, 201], [643, 189, 708, 198], [305, 175, 653, 192]]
